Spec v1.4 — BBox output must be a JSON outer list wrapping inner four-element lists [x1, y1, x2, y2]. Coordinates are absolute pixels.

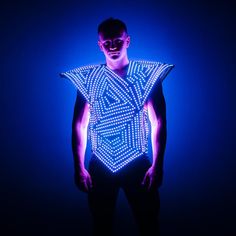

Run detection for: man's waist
[[90, 151, 150, 173]]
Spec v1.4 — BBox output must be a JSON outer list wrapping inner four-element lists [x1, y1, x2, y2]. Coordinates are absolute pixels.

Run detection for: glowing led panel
[[61, 60, 174, 172]]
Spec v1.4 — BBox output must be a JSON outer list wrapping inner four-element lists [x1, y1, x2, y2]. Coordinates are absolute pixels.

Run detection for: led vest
[[61, 60, 174, 172]]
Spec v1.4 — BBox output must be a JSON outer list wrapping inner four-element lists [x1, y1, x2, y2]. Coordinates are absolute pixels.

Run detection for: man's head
[[98, 18, 130, 62]]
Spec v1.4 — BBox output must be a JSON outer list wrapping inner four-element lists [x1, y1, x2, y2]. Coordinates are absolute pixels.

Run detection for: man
[[60, 18, 174, 236]]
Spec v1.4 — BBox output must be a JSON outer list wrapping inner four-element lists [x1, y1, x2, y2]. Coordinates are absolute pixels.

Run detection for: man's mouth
[[109, 52, 119, 55]]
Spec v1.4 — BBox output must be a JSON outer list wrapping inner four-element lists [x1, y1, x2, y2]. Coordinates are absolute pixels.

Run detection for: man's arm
[[148, 83, 167, 171], [142, 83, 167, 190], [72, 92, 92, 192]]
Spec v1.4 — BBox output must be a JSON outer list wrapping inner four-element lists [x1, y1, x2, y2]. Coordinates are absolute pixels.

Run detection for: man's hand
[[74, 168, 93, 193], [141, 166, 163, 191]]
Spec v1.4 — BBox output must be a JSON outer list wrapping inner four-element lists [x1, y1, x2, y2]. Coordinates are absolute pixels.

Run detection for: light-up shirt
[[61, 60, 174, 172]]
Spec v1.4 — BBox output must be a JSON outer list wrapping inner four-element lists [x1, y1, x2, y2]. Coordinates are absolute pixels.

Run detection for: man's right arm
[[72, 92, 92, 192]]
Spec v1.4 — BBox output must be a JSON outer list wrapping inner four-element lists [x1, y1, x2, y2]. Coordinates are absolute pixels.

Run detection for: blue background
[[1, 0, 235, 235]]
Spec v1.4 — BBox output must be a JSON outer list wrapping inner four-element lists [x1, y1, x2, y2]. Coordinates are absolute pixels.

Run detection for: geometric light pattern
[[60, 60, 174, 172]]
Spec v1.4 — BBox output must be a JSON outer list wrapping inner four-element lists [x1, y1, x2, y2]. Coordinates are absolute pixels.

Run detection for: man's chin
[[109, 55, 120, 60]]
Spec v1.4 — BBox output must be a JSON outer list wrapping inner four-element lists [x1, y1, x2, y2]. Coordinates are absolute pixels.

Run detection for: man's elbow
[[71, 120, 88, 150], [73, 120, 87, 135], [151, 116, 166, 132]]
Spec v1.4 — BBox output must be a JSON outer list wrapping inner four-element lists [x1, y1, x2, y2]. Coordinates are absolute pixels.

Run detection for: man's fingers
[[141, 174, 146, 185], [148, 177, 154, 191], [81, 179, 89, 192], [142, 172, 149, 186], [76, 178, 88, 192], [87, 176, 93, 190], [84, 181, 89, 192]]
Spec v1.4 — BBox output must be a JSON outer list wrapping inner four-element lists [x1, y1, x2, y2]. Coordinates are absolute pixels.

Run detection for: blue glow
[[2, 1, 234, 234], [61, 60, 174, 172]]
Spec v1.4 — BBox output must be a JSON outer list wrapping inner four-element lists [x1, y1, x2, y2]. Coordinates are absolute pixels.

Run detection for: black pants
[[88, 154, 160, 236]]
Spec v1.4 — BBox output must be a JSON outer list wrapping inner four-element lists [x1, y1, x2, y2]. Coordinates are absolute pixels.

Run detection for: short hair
[[97, 17, 128, 36]]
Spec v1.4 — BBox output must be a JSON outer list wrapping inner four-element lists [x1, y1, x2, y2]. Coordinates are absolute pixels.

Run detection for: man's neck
[[106, 56, 129, 71]]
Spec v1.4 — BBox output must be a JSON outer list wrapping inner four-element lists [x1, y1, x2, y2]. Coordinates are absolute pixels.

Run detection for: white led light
[[61, 60, 174, 172]]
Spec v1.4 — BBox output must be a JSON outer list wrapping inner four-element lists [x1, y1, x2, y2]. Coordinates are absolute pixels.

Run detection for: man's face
[[98, 31, 130, 61]]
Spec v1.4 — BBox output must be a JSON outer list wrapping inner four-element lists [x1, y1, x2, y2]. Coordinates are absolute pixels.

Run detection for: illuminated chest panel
[[61, 60, 174, 172]]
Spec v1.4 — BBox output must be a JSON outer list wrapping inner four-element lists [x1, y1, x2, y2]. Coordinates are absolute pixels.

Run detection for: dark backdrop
[[1, 0, 235, 235]]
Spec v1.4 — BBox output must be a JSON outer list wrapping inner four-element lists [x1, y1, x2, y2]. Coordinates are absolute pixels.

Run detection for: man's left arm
[[142, 82, 167, 191]]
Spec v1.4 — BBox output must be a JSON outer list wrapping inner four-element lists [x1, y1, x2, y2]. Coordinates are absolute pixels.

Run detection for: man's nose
[[110, 41, 117, 50]]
